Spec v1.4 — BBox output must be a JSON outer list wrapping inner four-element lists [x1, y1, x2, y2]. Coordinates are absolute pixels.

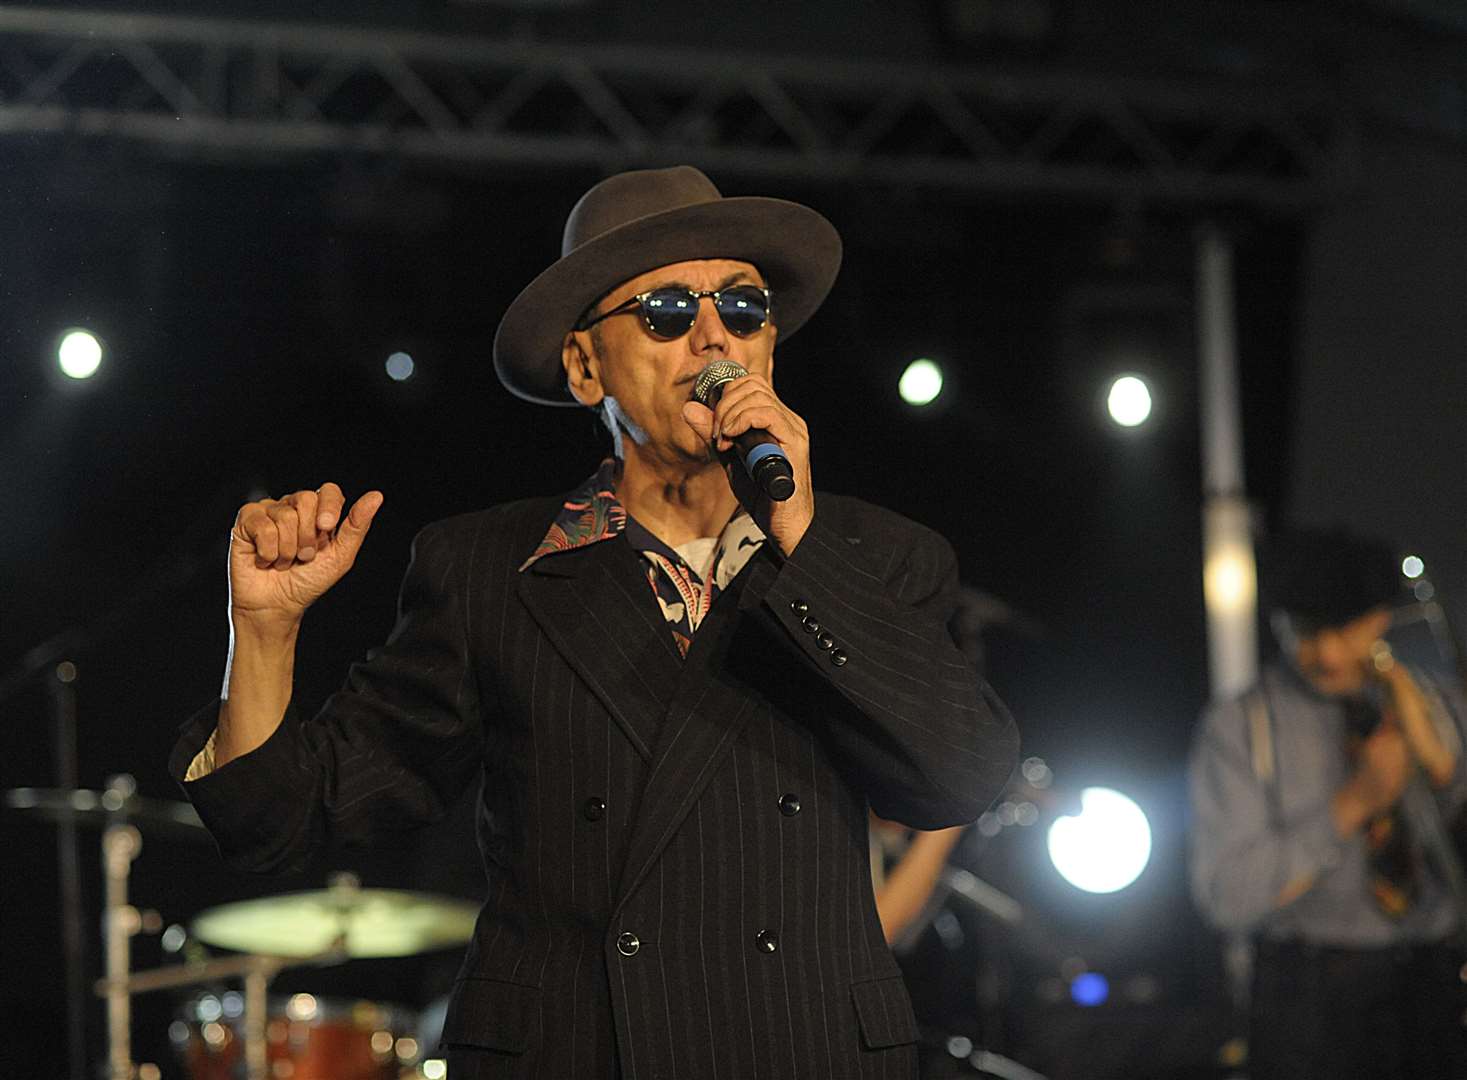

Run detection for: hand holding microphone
[[692, 360, 796, 501], [681, 360, 815, 555]]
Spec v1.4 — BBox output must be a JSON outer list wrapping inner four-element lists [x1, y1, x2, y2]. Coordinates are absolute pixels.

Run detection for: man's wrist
[[230, 607, 304, 649]]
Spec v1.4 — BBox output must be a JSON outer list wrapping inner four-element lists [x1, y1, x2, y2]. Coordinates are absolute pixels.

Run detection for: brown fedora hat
[[493, 165, 842, 406]]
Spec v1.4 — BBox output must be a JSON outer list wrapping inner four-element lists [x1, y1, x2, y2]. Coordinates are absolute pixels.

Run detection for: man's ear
[[562, 331, 604, 407]]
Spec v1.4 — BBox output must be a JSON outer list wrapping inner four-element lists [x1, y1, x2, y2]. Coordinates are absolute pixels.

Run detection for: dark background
[[2, 2, 1463, 1077]]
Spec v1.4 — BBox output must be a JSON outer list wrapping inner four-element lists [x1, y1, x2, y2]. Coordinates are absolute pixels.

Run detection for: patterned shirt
[[521, 459, 766, 657]]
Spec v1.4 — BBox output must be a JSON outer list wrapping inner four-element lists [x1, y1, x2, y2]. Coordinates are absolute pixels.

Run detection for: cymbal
[[191, 887, 479, 959], [4, 787, 206, 836]]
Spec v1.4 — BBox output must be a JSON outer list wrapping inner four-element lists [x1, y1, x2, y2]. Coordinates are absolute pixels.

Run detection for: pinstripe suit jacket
[[173, 491, 1019, 1079]]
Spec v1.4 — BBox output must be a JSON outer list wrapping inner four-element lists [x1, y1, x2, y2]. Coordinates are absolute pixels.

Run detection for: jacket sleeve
[[169, 520, 485, 874], [1186, 696, 1351, 933], [752, 509, 1019, 829]]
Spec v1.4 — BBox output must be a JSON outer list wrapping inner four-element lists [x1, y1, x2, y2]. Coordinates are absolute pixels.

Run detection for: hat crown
[[562, 166, 723, 256]]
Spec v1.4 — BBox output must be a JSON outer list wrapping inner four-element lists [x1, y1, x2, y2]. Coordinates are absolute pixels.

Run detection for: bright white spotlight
[[58, 329, 103, 380], [385, 351, 415, 382], [899, 358, 943, 406], [1401, 555, 1424, 580], [1047, 787, 1152, 894], [1106, 375, 1151, 427]]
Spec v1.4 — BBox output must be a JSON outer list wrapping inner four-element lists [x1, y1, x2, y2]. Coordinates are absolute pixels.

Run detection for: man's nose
[[686, 295, 730, 354], [1314, 630, 1350, 667]]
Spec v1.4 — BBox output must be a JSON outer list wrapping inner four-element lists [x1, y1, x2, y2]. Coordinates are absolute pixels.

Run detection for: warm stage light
[[1047, 787, 1152, 894], [58, 329, 103, 379], [1106, 375, 1151, 427], [386, 351, 415, 381], [1402, 555, 1424, 580], [1203, 541, 1257, 618], [899, 358, 943, 406]]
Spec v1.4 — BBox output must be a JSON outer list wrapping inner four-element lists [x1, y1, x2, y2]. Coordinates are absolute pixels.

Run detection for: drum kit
[[6, 777, 475, 1080]]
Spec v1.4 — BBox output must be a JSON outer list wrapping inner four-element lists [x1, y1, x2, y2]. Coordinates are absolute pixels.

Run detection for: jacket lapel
[[516, 537, 682, 762], [612, 555, 774, 913]]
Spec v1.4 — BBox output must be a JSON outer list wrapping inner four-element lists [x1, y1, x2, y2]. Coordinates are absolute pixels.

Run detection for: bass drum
[[171, 991, 421, 1079]]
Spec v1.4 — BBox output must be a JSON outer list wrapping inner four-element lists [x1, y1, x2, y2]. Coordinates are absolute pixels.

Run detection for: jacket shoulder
[[415, 496, 563, 568]]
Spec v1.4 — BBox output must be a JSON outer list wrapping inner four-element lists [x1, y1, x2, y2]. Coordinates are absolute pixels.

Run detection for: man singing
[[172, 165, 1019, 1078]]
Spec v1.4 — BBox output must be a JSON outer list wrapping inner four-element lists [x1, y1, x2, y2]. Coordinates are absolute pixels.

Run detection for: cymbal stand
[[243, 959, 271, 1080], [101, 819, 141, 1080]]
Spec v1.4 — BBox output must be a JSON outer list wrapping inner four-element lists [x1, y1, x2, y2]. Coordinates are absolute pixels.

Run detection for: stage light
[[1106, 374, 1151, 427], [899, 358, 943, 406], [1204, 540, 1257, 618], [1402, 555, 1424, 580], [1069, 971, 1110, 1007], [1047, 787, 1151, 894], [422, 1061, 447, 1079], [57, 329, 102, 379], [385, 351, 415, 381]]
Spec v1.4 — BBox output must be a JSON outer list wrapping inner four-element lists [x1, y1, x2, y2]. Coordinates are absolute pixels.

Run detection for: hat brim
[[494, 196, 842, 406]]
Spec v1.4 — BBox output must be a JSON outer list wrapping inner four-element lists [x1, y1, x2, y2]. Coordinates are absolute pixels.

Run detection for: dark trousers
[[1250, 938, 1467, 1080]]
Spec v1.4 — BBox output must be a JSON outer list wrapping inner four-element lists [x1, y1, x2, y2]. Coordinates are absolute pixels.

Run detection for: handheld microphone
[[691, 360, 796, 502]]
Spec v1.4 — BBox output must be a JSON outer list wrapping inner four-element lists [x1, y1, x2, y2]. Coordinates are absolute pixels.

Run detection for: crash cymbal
[[4, 786, 206, 836], [191, 885, 479, 959]]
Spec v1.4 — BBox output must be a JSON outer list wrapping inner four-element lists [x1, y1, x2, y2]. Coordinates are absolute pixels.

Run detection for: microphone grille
[[692, 360, 749, 406]]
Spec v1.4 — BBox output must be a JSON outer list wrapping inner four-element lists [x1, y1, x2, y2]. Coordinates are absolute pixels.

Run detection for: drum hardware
[[172, 991, 422, 1080], [7, 770, 479, 1079], [87, 790, 344, 1080], [6, 781, 209, 834], [188, 875, 481, 959]]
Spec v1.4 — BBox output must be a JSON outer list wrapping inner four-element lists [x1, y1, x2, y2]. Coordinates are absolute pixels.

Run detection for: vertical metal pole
[[49, 660, 88, 1080], [102, 823, 141, 1080], [244, 961, 271, 1080], [1196, 225, 1258, 700]]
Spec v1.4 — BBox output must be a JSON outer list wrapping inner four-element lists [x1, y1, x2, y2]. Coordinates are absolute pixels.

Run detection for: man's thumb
[[336, 490, 384, 553], [682, 400, 715, 441]]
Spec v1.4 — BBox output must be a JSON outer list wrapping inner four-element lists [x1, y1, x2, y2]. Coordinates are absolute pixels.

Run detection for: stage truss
[[0, 5, 1352, 206]]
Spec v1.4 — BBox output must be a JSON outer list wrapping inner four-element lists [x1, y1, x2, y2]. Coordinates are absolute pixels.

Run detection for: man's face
[[1290, 607, 1392, 697], [563, 258, 775, 464]]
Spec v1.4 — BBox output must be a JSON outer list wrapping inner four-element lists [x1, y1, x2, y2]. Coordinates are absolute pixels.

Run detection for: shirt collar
[[519, 458, 761, 572], [519, 458, 626, 572]]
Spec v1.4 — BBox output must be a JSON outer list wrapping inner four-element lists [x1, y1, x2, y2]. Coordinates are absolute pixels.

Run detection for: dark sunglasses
[[575, 284, 771, 339]]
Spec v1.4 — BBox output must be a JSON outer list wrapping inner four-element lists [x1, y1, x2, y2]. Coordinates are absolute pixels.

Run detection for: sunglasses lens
[[641, 289, 699, 338], [715, 286, 770, 336]]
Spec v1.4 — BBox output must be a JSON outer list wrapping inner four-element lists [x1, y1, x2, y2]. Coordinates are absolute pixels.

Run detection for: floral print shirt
[[521, 459, 766, 657]]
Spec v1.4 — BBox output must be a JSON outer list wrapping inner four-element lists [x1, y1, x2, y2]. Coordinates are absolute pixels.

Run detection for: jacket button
[[790, 599, 809, 615], [582, 797, 606, 821], [616, 932, 640, 957], [777, 793, 801, 816], [755, 930, 778, 954], [801, 615, 820, 634], [830, 649, 848, 667], [815, 632, 834, 651]]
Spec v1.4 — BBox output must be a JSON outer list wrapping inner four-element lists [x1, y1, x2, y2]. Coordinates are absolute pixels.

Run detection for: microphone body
[[691, 361, 796, 502]]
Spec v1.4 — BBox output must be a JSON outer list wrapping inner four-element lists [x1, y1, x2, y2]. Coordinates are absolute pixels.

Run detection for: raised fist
[[228, 483, 383, 625]]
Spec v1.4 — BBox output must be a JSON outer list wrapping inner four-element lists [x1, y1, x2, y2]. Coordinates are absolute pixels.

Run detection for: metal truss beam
[[0, 6, 1352, 207]]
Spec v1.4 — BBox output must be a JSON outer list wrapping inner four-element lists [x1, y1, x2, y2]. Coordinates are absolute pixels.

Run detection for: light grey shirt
[[1188, 663, 1467, 946]]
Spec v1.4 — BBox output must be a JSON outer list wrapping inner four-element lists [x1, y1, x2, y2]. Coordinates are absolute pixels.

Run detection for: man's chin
[[1306, 671, 1365, 698]]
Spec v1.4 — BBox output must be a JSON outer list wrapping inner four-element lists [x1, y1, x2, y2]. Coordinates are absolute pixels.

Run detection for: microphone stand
[[52, 658, 87, 1080]]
